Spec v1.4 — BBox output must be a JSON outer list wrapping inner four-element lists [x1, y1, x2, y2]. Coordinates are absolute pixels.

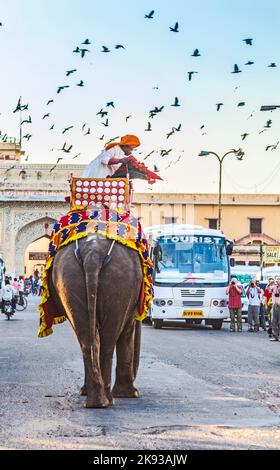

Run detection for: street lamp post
[[198, 148, 244, 230]]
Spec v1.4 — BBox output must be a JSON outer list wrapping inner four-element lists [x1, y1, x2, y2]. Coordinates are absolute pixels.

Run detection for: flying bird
[[268, 62, 277, 67], [22, 134, 32, 141], [21, 115, 32, 125], [101, 46, 110, 53], [173, 124, 181, 132], [99, 135, 105, 140], [145, 122, 152, 131], [145, 10, 154, 19], [264, 120, 272, 128], [84, 128, 91, 135], [243, 38, 253, 45], [62, 126, 74, 134], [82, 123, 87, 131], [73, 46, 80, 53], [47, 99, 54, 105], [125, 115, 132, 122], [96, 108, 108, 117], [191, 49, 201, 57], [82, 39, 91, 45], [153, 165, 159, 172], [60, 143, 72, 153], [216, 103, 224, 111], [143, 150, 155, 160], [170, 22, 179, 32], [66, 69, 77, 76], [49, 124, 55, 130], [241, 133, 249, 140], [237, 102, 245, 107], [187, 71, 198, 81], [102, 119, 109, 127], [80, 48, 89, 58], [232, 64, 242, 73], [42, 113, 50, 119], [160, 149, 172, 157], [57, 85, 70, 94], [77, 80, 84, 87], [171, 97, 180, 107], [166, 130, 174, 139], [115, 44, 125, 49], [106, 101, 115, 108], [72, 153, 81, 159], [245, 61, 254, 65]]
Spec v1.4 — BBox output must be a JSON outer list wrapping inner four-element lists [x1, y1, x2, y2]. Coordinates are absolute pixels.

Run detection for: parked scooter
[[2, 300, 14, 320]]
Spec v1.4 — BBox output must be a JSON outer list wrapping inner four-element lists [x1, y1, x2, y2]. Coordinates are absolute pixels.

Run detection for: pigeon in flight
[[187, 71, 198, 81], [82, 39, 91, 45], [145, 122, 152, 131], [145, 10, 154, 19], [268, 62, 277, 67], [170, 22, 179, 32], [21, 116, 32, 125], [191, 49, 201, 57], [42, 113, 50, 119], [171, 97, 180, 107], [101, 46, 110, 53], [72, 153, 81, 159], [232, 64, 242, 73], [115, 44, 125, 49], [264, 120, 272, 128], [77, 80, 84, 87], [143, 150, 155, 160], [237, 102, 245, 107], [166, 130, 174, 139], [153, 165, 159, 172], [102, 119, 109, 127], [49, 124, 55, 130], [73, 46, 80, 53], [62, 126, 74, 134], [47, 99, 54, 105], [106, 101, 115, 108], [173, 124, 181, 132], [60, 143, 72, 153], [125, 115, 132, 122], [241, 133, 249, 140], [84, 128, 91, 135], [245, 61, 254, 65], [243, 38, 253, 45], [99, 135, 105, 140], [22, 134, 32, 141], [80, 48, 89, 58], [66, 69, 77, 76], [216, 103, 224, 111], [57, 85, 70, 94]]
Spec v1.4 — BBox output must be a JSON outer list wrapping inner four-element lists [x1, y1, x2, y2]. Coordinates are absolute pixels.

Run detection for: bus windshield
[[155, 235, 229, 284]]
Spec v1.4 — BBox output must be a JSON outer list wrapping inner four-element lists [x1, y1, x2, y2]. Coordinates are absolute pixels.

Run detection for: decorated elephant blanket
[[38, 208, 153, 338]]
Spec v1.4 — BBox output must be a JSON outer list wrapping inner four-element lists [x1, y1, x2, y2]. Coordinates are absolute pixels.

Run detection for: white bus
[[147, 224, 233, 329]]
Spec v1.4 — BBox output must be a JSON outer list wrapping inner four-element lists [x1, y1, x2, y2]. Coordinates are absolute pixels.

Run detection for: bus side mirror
[[226, 240, 233, 255], [230, 258, 235, 267]]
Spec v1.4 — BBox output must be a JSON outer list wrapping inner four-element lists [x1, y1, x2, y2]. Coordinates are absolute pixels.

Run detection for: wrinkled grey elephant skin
[[49, 235, 143, 408]]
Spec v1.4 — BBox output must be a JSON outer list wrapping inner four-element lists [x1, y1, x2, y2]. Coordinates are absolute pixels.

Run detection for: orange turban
[[105, 134, 141, 151]]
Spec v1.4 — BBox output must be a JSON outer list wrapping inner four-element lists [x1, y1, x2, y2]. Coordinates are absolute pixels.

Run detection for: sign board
[[263, 246, 280, 264], [29, 252, 48, 261]]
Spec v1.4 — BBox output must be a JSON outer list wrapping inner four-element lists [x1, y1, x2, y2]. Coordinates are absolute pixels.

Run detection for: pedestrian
[[246, 279, 261, 332], [263, 278, 274, 337], [270, 277, 280, 342], [226, 277, 243, 332], [18, 275, 25, 306], [256, 280, 266, 331]]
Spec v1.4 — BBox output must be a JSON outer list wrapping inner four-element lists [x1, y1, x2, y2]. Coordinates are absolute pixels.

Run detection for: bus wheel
[[211, 319, 223, 330], [152, 319, 163, 329]]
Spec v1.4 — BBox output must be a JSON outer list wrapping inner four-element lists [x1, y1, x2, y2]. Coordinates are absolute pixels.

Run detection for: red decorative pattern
[[70, 177, 129, 211]]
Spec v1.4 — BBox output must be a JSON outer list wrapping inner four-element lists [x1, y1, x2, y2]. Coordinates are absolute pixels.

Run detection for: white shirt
[[18, 280, 24, 292], [247, 287, 261, 306], [1, 284, 16, 301], [83, 146, 124, 179]]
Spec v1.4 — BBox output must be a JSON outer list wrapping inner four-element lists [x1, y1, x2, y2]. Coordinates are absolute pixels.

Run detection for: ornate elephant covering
[[38, 207, 154, 338]]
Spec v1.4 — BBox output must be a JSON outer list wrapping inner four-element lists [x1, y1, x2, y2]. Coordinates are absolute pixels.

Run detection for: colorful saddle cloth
[[38, 207, 154, 338]]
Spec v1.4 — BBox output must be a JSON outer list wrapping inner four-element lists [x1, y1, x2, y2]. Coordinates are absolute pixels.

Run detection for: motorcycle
[[2, 300, 15, 320]]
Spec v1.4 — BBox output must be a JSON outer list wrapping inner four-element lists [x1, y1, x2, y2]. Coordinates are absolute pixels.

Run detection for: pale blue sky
[[1, 0, 280, 193]]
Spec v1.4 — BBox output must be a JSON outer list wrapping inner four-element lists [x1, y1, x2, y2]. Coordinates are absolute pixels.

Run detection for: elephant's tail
[[84, 267, 100, 373]]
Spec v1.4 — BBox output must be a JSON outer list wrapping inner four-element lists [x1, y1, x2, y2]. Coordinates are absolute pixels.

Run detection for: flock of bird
[[1, 9, 280, 176]]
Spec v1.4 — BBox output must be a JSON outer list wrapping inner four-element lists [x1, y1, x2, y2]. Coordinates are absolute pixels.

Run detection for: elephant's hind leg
[[112, 319, 140, 398]]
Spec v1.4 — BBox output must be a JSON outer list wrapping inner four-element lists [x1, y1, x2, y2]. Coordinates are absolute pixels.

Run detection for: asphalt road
[[1, 295, 280, 450]]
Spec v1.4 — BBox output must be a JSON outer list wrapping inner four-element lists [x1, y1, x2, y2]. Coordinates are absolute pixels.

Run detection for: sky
[[1, 0, 280, 193]]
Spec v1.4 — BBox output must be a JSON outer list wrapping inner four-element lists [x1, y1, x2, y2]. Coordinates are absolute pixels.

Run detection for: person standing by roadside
[[226, 277, 243, 332], [256, 280, 266, 331], [264, 278, 274, 338], [270, 277, 280, 342], [246, 279, 261, 332]]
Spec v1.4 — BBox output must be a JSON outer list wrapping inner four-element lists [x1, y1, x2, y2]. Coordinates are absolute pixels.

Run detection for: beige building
[[0, 139, 279, 275]]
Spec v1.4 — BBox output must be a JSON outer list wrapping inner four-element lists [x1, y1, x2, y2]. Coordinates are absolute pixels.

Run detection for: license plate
[[182, 310, 204, 317]]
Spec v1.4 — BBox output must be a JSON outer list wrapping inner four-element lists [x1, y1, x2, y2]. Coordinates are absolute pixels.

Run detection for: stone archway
[[15, 217, 56, 275]]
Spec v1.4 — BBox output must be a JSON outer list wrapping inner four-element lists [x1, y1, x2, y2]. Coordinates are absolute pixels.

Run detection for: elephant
[[48, 234, 143, 408]]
